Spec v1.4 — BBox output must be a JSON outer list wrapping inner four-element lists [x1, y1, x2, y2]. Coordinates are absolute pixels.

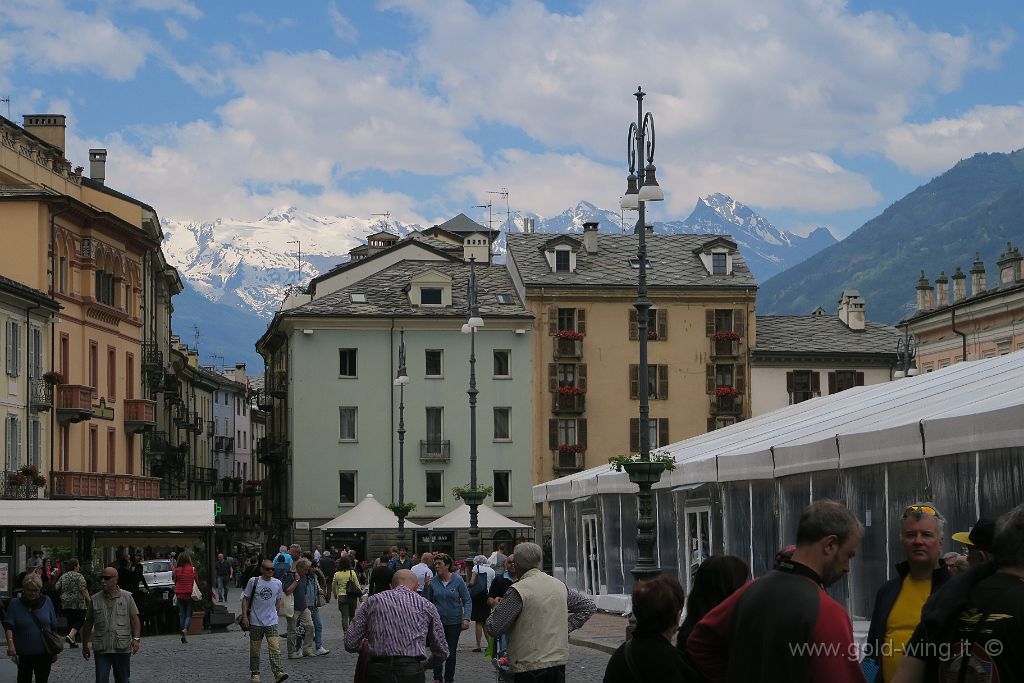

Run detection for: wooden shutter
[[9, 322, 18, 377], [577, 364, 587, 391], [705, 309, 716, 336], [576, 308, 587, 335], [548, 419, 558, 450], [657, 309, 668, 340], [707, 417, 716, 433], [855, 372, 865, 386], [658, 418, 669, 448], [658, 365, 669, 400], [828, 372, 836, 395], [630, 418, 640, 452], [547, 306, 558, 335], [811, 372, 821, 394], [733, 309, 745, 336], [629, 309, 638, 340], [548, 363, 558, 392], [786, 371, 795, 393], [578, 419, 587, 448], [5, 321, 12, 375], [706, 364, 716, 394], [735, 364, 746, 393], [629, 365, 640, 400]]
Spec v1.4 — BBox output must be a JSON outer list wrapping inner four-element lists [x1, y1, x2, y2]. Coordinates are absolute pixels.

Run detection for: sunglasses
[[904, 505, 942, 519], [101, 575, 117, 581]]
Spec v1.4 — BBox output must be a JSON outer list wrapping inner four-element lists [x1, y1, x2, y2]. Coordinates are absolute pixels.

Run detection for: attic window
[[555, 250, 571, 272], [628, 258, 652, 269], [495, 293, 515, 305], [421, 288, 443, 305], [350, 293, 367, 303], [712, 253, 727, 275]]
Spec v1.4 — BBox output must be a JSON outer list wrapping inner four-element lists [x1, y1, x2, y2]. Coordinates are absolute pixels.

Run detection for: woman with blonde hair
[[3, 573, 59, 681], [171, 551, 199, 643]]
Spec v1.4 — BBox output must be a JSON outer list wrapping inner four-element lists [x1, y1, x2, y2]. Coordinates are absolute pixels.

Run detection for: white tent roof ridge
[[317, 493, 424, 530], [422, 503, 531, 529], [533, 353, 1024, 502], [0, 499, 217, 528]]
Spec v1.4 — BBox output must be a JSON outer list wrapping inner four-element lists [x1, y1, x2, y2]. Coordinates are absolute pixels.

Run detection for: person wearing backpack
[[468, 555, 495, 652], [330, 556, 362, 634]]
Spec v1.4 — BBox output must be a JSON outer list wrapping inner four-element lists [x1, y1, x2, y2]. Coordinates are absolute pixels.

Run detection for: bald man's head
[[392, 569, 419, 590]]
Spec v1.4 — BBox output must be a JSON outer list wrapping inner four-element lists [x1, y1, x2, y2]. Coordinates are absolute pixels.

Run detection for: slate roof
[[506, 233, 757, 289], [307, 236, 460, 291], [405, 231, 463, 252], [901, 279, 1024, 325], [434, 213, 498, 235], [752, 315, 900, 356], [0, 275, 60, 310], [284, 260, 531, 319]]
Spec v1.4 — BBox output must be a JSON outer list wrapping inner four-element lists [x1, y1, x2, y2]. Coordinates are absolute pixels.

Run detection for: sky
[[2, 0, 1023, 237]]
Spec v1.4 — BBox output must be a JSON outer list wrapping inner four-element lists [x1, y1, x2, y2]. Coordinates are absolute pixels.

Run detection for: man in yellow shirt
[[865, 503, 951, 682]]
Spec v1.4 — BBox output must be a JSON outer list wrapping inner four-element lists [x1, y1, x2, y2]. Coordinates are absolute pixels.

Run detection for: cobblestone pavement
[[4, 600, 610, 682]]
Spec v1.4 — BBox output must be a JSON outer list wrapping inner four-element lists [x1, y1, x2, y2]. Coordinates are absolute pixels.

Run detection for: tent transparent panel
[[550, 501, 566, 583], [812, 469, 841, 502], [928, 452, 978, 548], [656, 489, 679, 579], [886, 459, 932, 567], [564, 499, 580, 590], [619, 493, 640, 596], [601, 495, 625, 595], [723, 481, 752, 573], [750, 480, 777, 578], [846, 464, 888, 619], [978, 448, 1024, 519], [779, 473, 811, 545]]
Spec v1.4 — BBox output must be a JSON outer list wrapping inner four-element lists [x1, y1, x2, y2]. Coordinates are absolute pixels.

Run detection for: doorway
[[684, 505, 712, 589], [581, 514, 603, 596]]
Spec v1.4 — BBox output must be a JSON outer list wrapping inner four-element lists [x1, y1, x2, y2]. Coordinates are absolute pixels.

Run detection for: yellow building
[[1, 114, 175, 497], [506, 224, 757, 485]]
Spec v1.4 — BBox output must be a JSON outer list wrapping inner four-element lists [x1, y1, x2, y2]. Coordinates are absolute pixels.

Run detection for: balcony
[[163, 372, 180, 394], [710, 338, 740, 358], [172, 402, 189, 428], [420, 440, 451, 463], [142, 342, 164, 392], [191, 413, 204, 435], [256, 437, 288, 465], [552, 336, 582, 360], [553, 449, 585, 474], [30, 379, 54, 412], [56, 385, 94, 423], [124, 399, 157, 433], [218, 477, 242, 494], [268, 370, 288, 399], [143, 430, 170, 458], [189, 465, 217, 485], [552, 392, 585, 414], [49, 471, 161, 500], [1, 470, 42, 499], [255, 389, 274, 412], [214, 436, 235, 453], [710, 394, 743, 415]]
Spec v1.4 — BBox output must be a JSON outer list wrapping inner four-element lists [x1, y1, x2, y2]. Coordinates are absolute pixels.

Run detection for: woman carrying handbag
[[3, 573, 60, 682], [171, 551, 200, 644]]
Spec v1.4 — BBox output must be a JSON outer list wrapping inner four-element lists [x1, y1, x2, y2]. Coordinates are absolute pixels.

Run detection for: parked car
[[141, 559, 173, 587]]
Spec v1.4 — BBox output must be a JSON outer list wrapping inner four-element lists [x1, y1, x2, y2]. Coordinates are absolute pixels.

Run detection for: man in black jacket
[[865, 503, 951, 682]]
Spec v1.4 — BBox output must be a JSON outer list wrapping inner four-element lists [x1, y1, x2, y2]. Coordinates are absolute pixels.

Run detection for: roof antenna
[[371, 212, 392, 233], [193, 325, 201, 354], [0, 97, 9, 119], [287, 239, 302, 288], [475, 202, 495, 231], [488, 188, 510, 233]]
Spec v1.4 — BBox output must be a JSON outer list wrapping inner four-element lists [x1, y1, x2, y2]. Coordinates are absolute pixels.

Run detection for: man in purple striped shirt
[[344, 569, 449, 683]]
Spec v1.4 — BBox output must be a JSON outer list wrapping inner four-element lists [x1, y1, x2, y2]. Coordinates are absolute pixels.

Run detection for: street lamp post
[[462, 257, 486, 557], [393, 330, 411, 536], [894, 328, 918, 379], [620, 86, 667, 584]]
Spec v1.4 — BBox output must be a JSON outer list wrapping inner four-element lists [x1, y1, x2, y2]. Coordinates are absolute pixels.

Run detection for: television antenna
[[371, 212, 392, 232], [193, 325, 201, 353], [210, 353, 224, 370], [287, 239, 302, 285], [475, 202, 496, 231], [488, 188, 510, 232], [0, 97, 9, 119]]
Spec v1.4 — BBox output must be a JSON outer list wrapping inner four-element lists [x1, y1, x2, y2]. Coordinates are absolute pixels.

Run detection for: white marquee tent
[[317, 494, 423, 531], [423, 503, 532, 530]]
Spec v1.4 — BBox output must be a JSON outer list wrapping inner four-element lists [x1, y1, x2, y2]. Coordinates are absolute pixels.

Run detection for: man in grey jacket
[[82, 566, 142, 682]]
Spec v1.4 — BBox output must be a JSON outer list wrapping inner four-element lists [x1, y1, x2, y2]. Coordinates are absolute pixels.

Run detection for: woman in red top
[[172, 551, 199, 643]]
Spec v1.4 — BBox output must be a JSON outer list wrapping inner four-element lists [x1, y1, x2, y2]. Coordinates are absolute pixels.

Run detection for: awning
[[0, 500, 217, 528], [422, 503, 531, 529], [317, 494, 423, 531]]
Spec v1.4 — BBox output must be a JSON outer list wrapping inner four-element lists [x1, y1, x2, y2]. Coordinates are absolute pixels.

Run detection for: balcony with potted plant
[[711, 386, 743, 414], [553, 443, 585, 473], [552, 329, 583, 360], [711, 330, 741, 358], [552, 385, 586, 414]]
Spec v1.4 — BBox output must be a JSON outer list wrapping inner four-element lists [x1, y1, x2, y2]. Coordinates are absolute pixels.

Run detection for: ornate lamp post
[[460, 257, 486, 557], [620, 86, 667, 584], [894, 328, 918, 379], [391, 330, 413, 536]]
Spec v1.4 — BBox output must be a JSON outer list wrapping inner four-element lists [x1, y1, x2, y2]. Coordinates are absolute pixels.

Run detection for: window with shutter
[[7, 321, 20, 376], [30, 328, 42, 379], [735, 364, 746, 393], [706, 364, 716, 394], [549, 419, 558, 450], [548, 306, 558, 335], [548, 363, 558, 392], [733, 309, 745, 337], [629, 365, 640, 400], [705, 310, 715, 336], [657, 365, 669, 400], [576, 309, 587, 335], [789, 370, 818, 404], [629, 309, 638, 340], [657, 309, 668, 340], [577, 364, 587, 390]]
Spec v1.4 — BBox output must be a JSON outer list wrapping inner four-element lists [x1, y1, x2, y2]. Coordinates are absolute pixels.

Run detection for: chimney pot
[[997, 241, 1022, 284], [951, 266, 967, 302], [935, 271, 949, 307], [970, 252, 986, 295], [916, 271, 934, 312], [582, 221, 599, 254], [89, 149, 107, 185]]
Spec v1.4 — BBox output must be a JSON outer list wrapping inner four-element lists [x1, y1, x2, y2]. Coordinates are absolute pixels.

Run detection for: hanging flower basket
[[387, 502, 417, 519], [452, 485, 492, 505], [716, 386, 739, 397], [555, 385, 586, 396], [608, 450, 677, 474], [712, 331, 740, 342], [554, 329, 583, 341]]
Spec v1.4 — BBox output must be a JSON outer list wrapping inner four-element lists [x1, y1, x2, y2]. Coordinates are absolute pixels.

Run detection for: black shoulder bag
[[28, 603, 65, 659]]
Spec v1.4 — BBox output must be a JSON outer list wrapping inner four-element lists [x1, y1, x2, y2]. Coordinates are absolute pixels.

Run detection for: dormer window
[[693, 237, 738, 276], [421, 288, 442, 305], [555, 251, 570, 272], [409, 269, 453, 307], [712, 253, 727, 275]]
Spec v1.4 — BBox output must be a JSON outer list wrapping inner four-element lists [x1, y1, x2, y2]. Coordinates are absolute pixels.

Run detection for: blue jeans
[[216, 575, 228, 602], [94, 651, 131, 683], [311, 607, 323, 649], [432, 623, 462, 683], [177, 598, 193, 632]]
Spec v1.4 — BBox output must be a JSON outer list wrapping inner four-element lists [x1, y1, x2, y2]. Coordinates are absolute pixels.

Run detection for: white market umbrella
[[316, 493, 424, 531], [423, 503, 531, 530]]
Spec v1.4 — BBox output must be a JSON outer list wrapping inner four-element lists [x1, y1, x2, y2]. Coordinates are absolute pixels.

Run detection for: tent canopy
[[317, 494, 423, 531], [423, 503, 531, 529], [534, 352, 1024, 503], [0, 500, 216, 529]]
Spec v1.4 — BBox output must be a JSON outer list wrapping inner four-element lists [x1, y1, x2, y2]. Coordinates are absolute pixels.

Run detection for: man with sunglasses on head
[[865, 503, 951, 682], [81, 567, 142, 683], [241, 561, 289, 683]]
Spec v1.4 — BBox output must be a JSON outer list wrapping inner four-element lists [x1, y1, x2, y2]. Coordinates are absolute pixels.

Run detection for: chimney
[[935, 271, 949, 307], [996, 241, 1022, 284], [522, 217, 535, 234], [916, 271, 934, 312], [952, 266, 966, 302], [970, 252, 986, 295], [89, 149, 107, 185], [837, 290, 865, 330], [23, 114, 66, 153], [582, 221, 599, 254]]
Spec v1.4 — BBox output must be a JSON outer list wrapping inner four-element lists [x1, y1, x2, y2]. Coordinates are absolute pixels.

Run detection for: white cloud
[[164, 18, 189, 40], [327, 2, 357, 43], [882, 104, 1024, 174], [129, 0, 202, 20]]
